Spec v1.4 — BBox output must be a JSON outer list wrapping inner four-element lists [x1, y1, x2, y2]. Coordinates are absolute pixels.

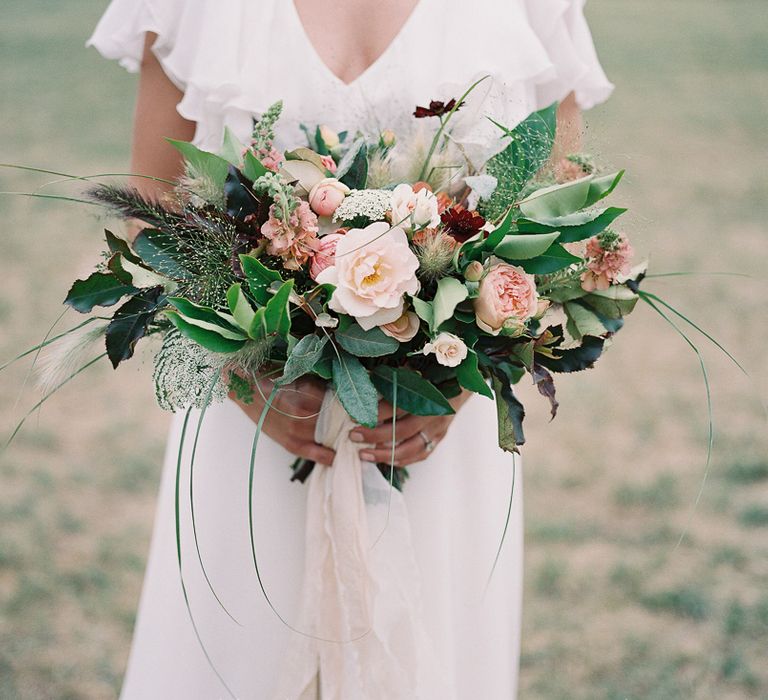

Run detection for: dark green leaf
[[494, 232, 561, 261], [167, 297, 246, 339], [332, 351, 379, 427], [64, 272, 138, 313], [512, 243, 581, 274], [262, 280, 294, 338], [491, 374, 526, 451], [519, 207, 627, 243], [336, 323, 399, 357], [105, 287, 164, 368], [105, 229, 140, 263], [536, 335, 605, 373], [240, 254, 283, 305], [584, 170, 625, 208], [372, 366, 455, 417], [456, 351, 493, 398], [132, 228, 194, 280], [581, 286, 639, 319], [243, 150, 268, 181], [165, 311, 247, 354], [337, 138, 368, 189]]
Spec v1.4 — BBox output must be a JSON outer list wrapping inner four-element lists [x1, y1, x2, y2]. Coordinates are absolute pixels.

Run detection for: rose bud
[[464, 260, 484, 282], [308, 178, 350, 217], [319, 125, 340, 150], [381, 129, 396, 147]]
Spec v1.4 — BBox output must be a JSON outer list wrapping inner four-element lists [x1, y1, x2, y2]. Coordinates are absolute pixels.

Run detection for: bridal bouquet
[[19, 90, 645, 482]]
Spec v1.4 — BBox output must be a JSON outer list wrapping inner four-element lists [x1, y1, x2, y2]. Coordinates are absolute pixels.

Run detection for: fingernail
[[360, 452, 374, 461], [350, 431, 364, 443]]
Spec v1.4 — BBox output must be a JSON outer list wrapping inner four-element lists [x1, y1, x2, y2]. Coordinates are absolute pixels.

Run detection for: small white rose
[[421, 332, 468, 368], [390, 183, 440, 230]]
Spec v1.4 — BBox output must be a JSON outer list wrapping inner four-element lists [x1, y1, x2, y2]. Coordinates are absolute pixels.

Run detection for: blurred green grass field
[[1, 1, 766, 698]]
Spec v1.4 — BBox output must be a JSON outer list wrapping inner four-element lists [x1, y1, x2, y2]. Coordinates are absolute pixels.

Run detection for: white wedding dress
[[89, 1, 612, 698]]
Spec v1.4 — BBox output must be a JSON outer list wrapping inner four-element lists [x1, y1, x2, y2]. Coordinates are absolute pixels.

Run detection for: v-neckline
[[289, 0, 427, 89]]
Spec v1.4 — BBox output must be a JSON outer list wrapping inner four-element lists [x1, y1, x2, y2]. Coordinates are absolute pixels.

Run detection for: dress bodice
[[89, 0, 613, 155]]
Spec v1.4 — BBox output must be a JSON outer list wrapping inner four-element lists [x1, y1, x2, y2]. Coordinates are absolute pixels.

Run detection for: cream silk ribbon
[[273, 391, 447, 700]]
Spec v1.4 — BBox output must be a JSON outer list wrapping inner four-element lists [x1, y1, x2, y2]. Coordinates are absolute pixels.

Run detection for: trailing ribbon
[[273, 390, 446, 699]]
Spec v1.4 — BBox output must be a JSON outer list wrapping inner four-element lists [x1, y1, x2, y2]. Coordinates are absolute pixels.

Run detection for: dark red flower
[[441, 205, 486, 243], [413, 98, 464, 119]]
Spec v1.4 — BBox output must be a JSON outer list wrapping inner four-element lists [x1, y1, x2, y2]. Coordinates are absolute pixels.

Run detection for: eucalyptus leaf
[[332, 351, 379, 427], [372, 366, 454, 416], [277, 335, 329, 385], [64, 272, 138, 313], [336, 323, 399, 357], [411, 297, 434, 328]]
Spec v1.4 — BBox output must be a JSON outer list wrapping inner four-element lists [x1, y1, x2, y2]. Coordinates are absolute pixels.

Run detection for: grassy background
[[0, 0, 766, 697]]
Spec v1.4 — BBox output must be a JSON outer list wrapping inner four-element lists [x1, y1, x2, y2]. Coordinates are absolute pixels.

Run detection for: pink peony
[[261, 201, 320, 270], [474, 263, 539, 335], [309, 232, 345, 280], [580, 232, 634, 292], [308, 178, 349, 217], [320, 155, 337, 173]]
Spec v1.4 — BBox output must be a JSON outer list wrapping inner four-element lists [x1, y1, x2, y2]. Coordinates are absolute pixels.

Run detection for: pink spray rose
[[474, 263, 539, 335], [381, 310, 420, 342], [308, 178, 350, 217], [261, 201, 320, 270], [309, 231, 345, 280], [580, 231, 634, 292]]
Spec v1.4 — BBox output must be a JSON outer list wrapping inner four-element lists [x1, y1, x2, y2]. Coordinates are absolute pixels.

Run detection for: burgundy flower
[[413, 98, 464, 119], [441, 205, 486, 243]]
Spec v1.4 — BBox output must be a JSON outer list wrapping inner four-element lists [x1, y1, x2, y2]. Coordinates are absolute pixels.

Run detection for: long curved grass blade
[[0, 191, 97, 205], [640, 294, 714, 550], [174, 407, 237, 700], [372, 371, 398, 548], [0, 163, 178, 187], [646, 271, 758, 280], [246, 385, 370, 644], [484, 452, 517, 597], [188, 373, 242, 625], [0, 316, 108, 373], [2, 353, 107, 452]]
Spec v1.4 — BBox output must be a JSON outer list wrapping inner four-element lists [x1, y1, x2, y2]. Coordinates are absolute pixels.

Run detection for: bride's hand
[[349, 390, 473, 467], [230, 376, 336, 465]]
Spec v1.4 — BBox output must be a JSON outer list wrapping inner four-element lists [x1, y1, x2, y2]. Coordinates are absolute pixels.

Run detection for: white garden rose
[[390, 183, 440, 230], [315, 222, 420, 330], [421, 332, 468, 368]]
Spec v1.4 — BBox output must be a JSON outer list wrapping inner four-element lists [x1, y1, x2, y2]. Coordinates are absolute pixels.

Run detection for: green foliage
[[226, 283, 256, 331], [132, 228, 194, 281], [518, 206, 627, 243], [105, 287, 164, 368], [491, 373, 526, 451], [227, 370, 254, 405], [239, 254, 283, 305], [432, 277, 469, 331], [165, 312, 246, 354], [166, 297, 247, 340], [456, 351, 493, 398], [167, 138, 230, 189], [64, 272, 137, 313], [331, 351, 379, 428], [337, 138, 368, 189], [494, 231, 562, 261], [536, 335, 605, 374], [371, 366, 455, 416], [479, 103, 558, 220], [582, 286, 640, 319], [276, 334, 328, 385], [336, 323, 399, 357], [513, 243, 582, 274]]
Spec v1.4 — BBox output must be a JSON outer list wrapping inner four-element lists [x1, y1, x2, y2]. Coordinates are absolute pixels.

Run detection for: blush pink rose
[[474, 263, 539, 335], [308, 178, 350, 217], [381, 310, 420, 342], [309, 232, 345, 281], [320, 155, 337, 173]]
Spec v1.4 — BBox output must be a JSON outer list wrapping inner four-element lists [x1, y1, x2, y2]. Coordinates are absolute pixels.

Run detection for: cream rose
[[308, 178, 350, 217], [381, 311, 420, 342], [390, 183, 440, 230], [474, 263, 538, 335], [422, 332, 468, 368], [315, 222, 420, 330]]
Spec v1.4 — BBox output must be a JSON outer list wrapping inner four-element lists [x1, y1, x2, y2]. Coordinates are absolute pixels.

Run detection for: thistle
[[412, 228, 457, 282]]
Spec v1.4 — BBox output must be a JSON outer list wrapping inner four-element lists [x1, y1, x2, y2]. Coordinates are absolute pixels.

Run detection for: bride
[[89, 0, 612, 697]]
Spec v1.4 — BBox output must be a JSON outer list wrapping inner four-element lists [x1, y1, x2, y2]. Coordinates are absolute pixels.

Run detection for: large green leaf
[[456, 351, 493, 398], [220, 127, 245, 167], [336, 323, 399, 357], [564, 301, 608, 340], [105, 229, 140, 263], [512, 243, 581, 274], [491, 374, 526, 452], [411, 297, 434, 328], [239, 254, 283, 305], [261, 279, 294, 338], [371, 366, 454, 417], [584, 170, 625, 208], [276, 335, 329, 385], [165, 311, 247, 354], [337, 138, 368, 189], [65, 272, 138, 313], [582, 286, 639, 319], [518, 176, 593, 220], [132, 228, 194, 280], [226, 283, 256, 332], [536, 335, 605, 373], [243, 150, 268, 181], [518, 207, 627, 243], [105, 287, 164, 368], [432, 277, 469, 331], [332, 351, 379, 428], [494, 232, 561, 260], [482, 208, 515, 250], [167, 138, 230, 187], [167, 297, 246, 340]]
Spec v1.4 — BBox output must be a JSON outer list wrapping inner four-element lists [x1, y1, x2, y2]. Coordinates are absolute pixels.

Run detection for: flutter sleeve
[[523, 0, 614, 110]]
